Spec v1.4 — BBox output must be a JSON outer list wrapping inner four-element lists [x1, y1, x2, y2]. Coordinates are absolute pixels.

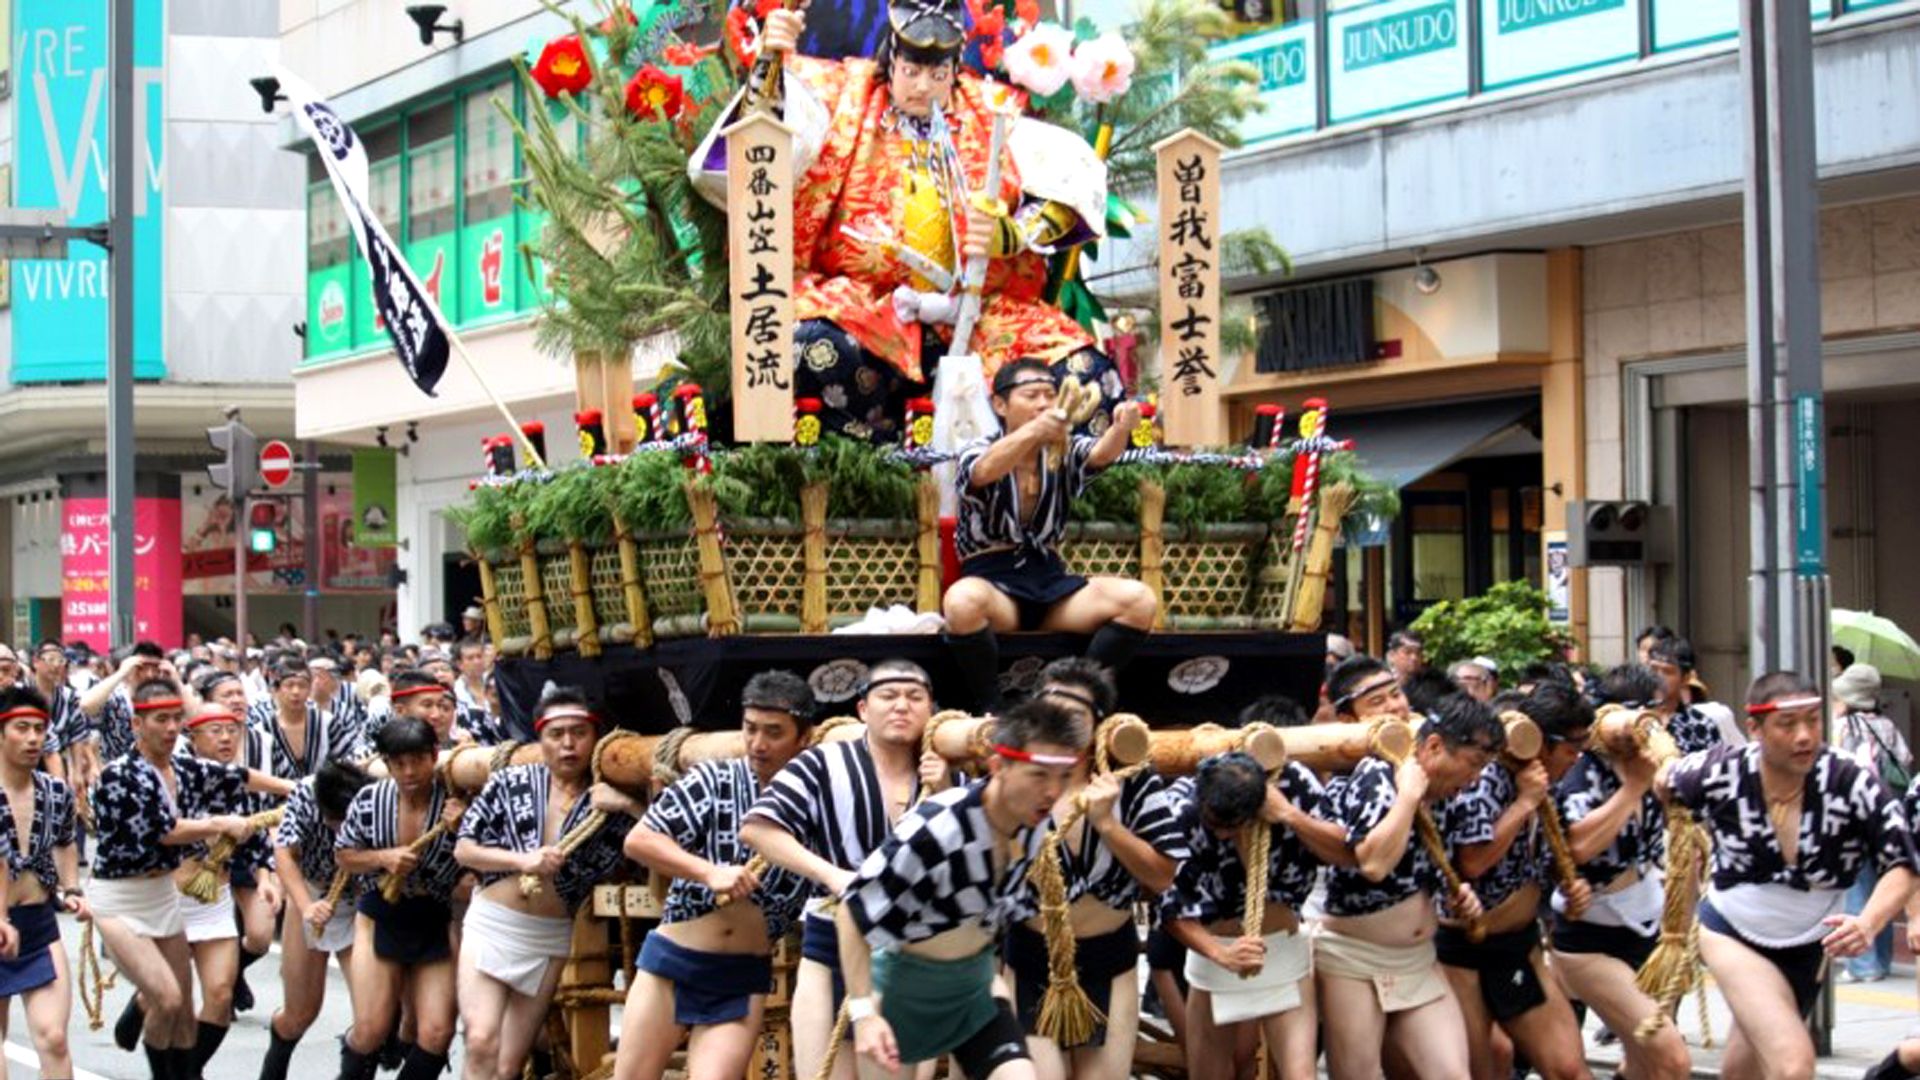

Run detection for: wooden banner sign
[[723, 113, 797, 443], [1153, 129, 1226, 447]]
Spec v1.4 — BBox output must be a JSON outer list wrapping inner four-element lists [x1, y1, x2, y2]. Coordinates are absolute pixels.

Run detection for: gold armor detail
[[900, 148, 956, 292]]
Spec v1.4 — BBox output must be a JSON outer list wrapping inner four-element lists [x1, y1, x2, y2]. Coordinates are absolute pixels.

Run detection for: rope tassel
[[182, 807, 286, 903]]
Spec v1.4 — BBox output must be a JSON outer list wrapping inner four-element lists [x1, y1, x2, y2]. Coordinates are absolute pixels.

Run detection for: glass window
[[1409, 500, 1467, 602], [307, 180, 350, 270], [463, 84, 515, 222], [363, 124, 404, 240], [408, 102, 457, 240]]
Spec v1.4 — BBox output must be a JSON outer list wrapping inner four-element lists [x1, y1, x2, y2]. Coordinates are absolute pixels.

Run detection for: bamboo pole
[[1138, 478, 1168, 630], [612, 512, 655, 649], [517, 526, 554, 661], [569, 541, 603, 658], [476, 555, 508, 645], [800, 482, 829, 633], [686, 481, 740, 636], [1289, 482, 1354, 631], [915, 473, 942, 614]]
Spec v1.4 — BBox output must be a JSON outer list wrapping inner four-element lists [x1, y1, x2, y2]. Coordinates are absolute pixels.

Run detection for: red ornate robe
[[784, 57, 1094, 386]]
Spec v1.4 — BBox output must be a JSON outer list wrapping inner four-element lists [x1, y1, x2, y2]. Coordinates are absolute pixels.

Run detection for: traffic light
[[206, 418, 261, 497], [1567, 500, 1674, 567], [249, 501, 278, 554]]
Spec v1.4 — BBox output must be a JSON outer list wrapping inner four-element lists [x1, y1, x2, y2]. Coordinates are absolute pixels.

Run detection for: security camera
[[405, 5, 464, 46], [248, 76, 285, 115]]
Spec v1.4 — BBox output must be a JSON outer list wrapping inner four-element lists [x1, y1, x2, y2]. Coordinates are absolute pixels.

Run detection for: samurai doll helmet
[[881, 0, 967, 68]]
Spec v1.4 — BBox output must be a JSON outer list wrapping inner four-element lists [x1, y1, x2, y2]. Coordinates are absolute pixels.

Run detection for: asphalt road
[[36, 911, 458, 1080]]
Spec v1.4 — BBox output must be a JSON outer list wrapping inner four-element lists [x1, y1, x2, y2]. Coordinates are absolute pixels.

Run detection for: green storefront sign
[[1328, 0, 1468, 124], [1209, 22, 1318, 143], [1482, 0, 1639, 89], [1496, 0, 1624, 33], [1343, 2, 1458, 71], [352, 448, 399, 549]]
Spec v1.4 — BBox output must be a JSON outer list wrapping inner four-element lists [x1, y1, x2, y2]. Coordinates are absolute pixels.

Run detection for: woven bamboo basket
[[1160, 523, 1268, 628], [1250, 526, 1300, 630]]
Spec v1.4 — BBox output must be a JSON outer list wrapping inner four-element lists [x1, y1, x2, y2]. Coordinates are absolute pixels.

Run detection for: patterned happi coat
[[782, 57, 1095, 388]]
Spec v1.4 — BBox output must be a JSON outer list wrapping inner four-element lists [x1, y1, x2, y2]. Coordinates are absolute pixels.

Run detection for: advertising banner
[[1481, 0, 1640, 90], [180, 473, 395, 595], [352, 448, 399, 549], [12, 0, 166, 382], [61, 497, 182, 651], [1328, 0, 1468, 125]]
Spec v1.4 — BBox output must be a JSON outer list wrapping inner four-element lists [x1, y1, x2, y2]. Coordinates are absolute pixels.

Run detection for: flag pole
[[413, 285, 549, 472]]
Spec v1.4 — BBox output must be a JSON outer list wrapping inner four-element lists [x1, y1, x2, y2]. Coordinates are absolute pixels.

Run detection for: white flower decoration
[[1005, 22, 1075, 98], [1071, 32, 1136, 105]]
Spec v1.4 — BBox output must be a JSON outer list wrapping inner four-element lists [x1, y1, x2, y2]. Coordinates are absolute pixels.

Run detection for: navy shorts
[[638, 932, 773, 1026]]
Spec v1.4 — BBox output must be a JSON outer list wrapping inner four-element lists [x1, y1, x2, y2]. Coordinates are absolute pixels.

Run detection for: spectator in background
[[1386, 631, 1426, 684], [1634, 625, 1675, 665], [0, 644, 19, 691], [1450, 658, 1500, 704], [1325, 634, 1356, 671], [460, 607, 486, 642], [453, 641, 491, 722], [1404, 669, 1457, 718], [1831, 645, 1855, 679], [1831, 663, 1912, 984]]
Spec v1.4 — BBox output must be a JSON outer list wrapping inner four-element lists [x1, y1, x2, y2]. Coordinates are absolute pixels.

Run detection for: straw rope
[[181, 807, 286, 903], [1026, 714, 1154, 1046], [521, 731, 642, 898], [77, 919, 105, 1030]]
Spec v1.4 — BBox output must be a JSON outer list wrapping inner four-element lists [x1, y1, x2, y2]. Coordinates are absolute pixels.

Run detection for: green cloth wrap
[[873, 947, 999, 1064]]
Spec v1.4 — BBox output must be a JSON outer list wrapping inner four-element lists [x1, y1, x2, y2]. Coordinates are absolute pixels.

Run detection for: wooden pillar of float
[[800, 483, 829, 634], [562, 903, 613, 1075], [749, 935, 799, 1080], [1139, 479, 1169, 631], [475, 556, 508, 645], [569, 540, 603, 658], [576, 349, 640, 455], [914, 473, 941, 614]]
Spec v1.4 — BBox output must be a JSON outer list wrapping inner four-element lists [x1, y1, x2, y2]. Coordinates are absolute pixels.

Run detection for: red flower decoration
[[624, 65, 687, 121], [530, 35, 593, 99], [754, 0, 784, 18], [726, 7, 760, 69], [967, 0, 1007, 70], [663, 41, 716, 66], [1015, 0, 1039, 29]]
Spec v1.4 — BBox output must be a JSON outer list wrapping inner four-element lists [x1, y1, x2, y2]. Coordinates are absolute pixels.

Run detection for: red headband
[[0, 707, 48, 724], [186, 711, 244, 730], [1746, 695, 1823, 716], [534, 705, 601, 733], [993, 744, 1083, 768], [134, 698, 185, 713], [390, 684, 453, 702]]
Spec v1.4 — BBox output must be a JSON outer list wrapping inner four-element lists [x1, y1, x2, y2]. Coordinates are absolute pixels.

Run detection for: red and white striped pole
[[1290, 398, 1330, 553]]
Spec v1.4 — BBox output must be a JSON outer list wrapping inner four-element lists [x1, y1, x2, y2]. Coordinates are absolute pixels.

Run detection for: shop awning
[[1331, 396, 1538, 491]]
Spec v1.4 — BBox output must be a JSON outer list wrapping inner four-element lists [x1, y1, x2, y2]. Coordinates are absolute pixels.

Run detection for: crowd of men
[[0, 620, 1915, 1080]]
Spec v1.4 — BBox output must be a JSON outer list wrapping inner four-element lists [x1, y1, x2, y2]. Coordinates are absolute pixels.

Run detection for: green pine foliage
[[1408, 581, 1578, 675], [522, 464, 620, 545], [611, 451, 697, 534], [804, 436, 919, 520], [505, 3, 736, 399], [448, 479, 541, 552]]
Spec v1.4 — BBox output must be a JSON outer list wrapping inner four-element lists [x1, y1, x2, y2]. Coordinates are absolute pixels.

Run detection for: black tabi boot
[[259, 1021, 302, 1080], [380, 1036, 412, 1073], [144, 1043, 171, 1080], [193, 1021, 229, 1076], [336, 1043, 381, 1080], [169, 1045, 198, 1080], [1866, 1051, 1920, 1080], [945, 625, 1003, 711], [395, 1047, 449, 1080], [1085, 621, 1149, 673], [234, 945, 266, 1012], [115, 995, 148, 1052]]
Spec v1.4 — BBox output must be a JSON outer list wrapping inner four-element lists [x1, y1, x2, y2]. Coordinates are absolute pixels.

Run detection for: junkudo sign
[[12, 0, 166, 382], [1651, 0, 1831, 52], [1481, 0, 1640, 90], [1212, 22, 1317, 143], [1328, 0, 1467, 124]]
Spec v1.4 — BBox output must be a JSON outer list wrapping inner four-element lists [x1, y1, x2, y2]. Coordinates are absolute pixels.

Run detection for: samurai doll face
[[888, 54, 957, 118]]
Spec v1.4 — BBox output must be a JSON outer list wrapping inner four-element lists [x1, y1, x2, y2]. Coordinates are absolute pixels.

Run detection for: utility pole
[[108, 0, 137, 648], [304, 441, 322, 642], [1739, 0, 1831, 1049]]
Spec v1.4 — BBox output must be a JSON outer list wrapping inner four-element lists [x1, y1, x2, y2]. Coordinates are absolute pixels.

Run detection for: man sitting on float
[[692, 0, 1124, 441], [943, 358, 1152, 710]]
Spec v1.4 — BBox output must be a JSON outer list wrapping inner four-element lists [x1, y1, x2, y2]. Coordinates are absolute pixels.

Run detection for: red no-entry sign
[[260, 440, 294, 488]]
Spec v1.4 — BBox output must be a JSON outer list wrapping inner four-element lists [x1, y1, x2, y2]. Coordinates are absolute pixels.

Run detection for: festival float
[[445, 0, 1401, 1075]]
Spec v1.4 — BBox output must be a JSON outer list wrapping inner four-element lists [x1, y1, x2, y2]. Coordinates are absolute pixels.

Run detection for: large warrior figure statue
[[692, 0, 1124, 442]]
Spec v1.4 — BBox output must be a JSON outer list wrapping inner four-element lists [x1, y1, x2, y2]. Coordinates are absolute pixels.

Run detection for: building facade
[[0, 0, 398, 649], [1076, 0, 1920, 695]]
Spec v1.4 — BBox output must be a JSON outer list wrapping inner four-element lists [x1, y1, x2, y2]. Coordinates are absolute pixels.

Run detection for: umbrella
[[1830, 609, 1920, 680]]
